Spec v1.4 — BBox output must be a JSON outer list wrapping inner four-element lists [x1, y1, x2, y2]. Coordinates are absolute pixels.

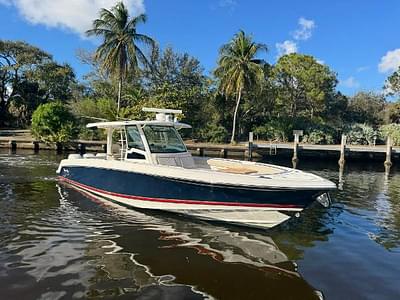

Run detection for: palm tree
[[86, 2, 155, 114], [214, 30, 267, 144]]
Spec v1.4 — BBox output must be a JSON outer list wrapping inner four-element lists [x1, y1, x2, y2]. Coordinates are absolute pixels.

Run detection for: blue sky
[[1, 0, 399, 96]]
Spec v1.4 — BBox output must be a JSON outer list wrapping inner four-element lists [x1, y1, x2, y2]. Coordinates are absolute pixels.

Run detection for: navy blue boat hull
[[59, 166, 326, 209]]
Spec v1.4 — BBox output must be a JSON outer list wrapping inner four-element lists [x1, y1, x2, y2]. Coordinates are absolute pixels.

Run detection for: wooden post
[[292, 133, 299, 166], [196, 147, 204, 157], [248, 132, 254, 161], [78, 143, 86, 155], [338, 134, 346, 166], [33, 141, 39, 153], [56, 142, 63, 154], [338, 163, 344, 190], [384, 136, 392, 167], [9, 140, 17, 153]]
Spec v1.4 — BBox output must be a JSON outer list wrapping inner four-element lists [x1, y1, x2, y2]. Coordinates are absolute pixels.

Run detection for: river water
[[0, 150, 399, 300]]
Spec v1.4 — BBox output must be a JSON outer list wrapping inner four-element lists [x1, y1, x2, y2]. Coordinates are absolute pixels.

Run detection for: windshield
[[126, 126, 145, 150], [142, 125, 187, 153]]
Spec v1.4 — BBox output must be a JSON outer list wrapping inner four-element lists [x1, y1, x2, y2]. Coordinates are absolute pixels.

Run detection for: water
[[0, 150, 399, 300]]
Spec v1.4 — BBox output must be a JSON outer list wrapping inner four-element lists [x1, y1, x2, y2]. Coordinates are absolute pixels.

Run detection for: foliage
[[0, 40, 76, 127], [86, 2, 155, 113], [31, 102, 77, 143], [346, 91, 386, 125], [214, 30, 267, 143], [385, 67, 400, 97], [344, 123, 377, 146], [69, 97, 117, 121], [253, 118, 293, 142], [384, 101, 400, 124], [272, 53, 338, 121], [302, 130, 334, 145], [197, 124, 229, 143], [380, 123, 400, 146]]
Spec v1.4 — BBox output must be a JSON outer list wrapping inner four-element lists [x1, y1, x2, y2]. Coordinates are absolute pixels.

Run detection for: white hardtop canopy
[[86, 107, 191, 161], [86, 107, 191, 129], [86, 120, 191, 129]]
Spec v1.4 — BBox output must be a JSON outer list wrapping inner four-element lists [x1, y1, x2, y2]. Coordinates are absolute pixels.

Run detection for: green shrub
[[197, 124, 229, 143], [31, 102, 77, 143], [380, 124, 400, 146], [253, 118, 293, 142], [302, 130, 334, 144], [344, 123, 377, 145]]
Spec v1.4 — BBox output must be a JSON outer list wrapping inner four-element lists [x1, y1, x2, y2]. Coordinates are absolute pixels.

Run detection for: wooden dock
[[0, 130, 399, 164]]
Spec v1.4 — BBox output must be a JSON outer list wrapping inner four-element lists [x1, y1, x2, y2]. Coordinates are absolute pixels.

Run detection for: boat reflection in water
[[60, 182, 324, 300]]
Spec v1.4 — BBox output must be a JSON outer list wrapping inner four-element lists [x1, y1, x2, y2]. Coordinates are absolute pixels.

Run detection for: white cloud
[[356, 66, 369, 72], [292, 17, 315, 41], [0, 0, 145, 37], [340, 76, 360, 88], [378, 49, 400, 73], [276, 40, 297, 58], [218, 0, 237, 9]]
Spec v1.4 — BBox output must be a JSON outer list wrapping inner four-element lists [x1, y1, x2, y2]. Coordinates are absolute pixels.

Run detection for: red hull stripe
[[58, 176, 302, 209]]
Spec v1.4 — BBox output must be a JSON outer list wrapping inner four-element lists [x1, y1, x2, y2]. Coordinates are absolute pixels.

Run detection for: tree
[[86, 1, 155, 115], [272, 53, 338, 121], [214, 30, 267, 143], [346, 91, 386, 126], [31, 102, 76, 143], [0, 40, 52, 125], [31, 62, 76, 101], [0, 40, 76, 127], [142, 46, 210, 131], [385, 67, 400, 97]]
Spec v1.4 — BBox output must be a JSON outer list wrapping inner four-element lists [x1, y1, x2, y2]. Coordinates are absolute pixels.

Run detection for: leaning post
[[384, 136, 393, 168], [338, 134, 347, 166]]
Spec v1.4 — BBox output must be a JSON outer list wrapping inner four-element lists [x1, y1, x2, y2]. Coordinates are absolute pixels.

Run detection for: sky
[[0, 0, 400, 96]]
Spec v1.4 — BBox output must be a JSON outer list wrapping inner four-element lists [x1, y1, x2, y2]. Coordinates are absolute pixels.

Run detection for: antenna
[[142, 107, 182, 122]]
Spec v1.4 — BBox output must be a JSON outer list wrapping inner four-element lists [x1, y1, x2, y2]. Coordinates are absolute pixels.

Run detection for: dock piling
[[339, 134, 347, 166], [384, 136, 393, 167], [219, 149, 227, 158], [56, 142, 63, 154], [33, 141, 39, 153], [9, 140, 17, 152], [248, 132, 254, 161], [196, 147, 204, 157], [78, 143, 86, 155], [292, 132, 301, 167]]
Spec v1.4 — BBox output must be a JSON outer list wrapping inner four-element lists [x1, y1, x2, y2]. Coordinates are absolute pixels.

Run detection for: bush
[[31, 102, 77, 143], [197, 124, 229, 143], [380, 124, 400, 146], [253, 118, 293, 142], [302, 130, 334, 144], [344, 123, 377, 145]]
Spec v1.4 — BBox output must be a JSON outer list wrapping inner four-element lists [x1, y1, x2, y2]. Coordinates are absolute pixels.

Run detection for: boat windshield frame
[[141, 124, 187, 154]]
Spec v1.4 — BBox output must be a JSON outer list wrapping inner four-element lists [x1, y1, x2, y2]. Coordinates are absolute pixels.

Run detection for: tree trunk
[[117, 77, 122, 116], [230, 88, 242, 144]]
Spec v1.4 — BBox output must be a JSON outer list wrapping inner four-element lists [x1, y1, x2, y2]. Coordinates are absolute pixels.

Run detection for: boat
[[57, 107, 336, 229]]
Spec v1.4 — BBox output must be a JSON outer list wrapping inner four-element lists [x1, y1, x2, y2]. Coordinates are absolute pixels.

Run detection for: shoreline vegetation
[[1, 2, 400, 148]]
